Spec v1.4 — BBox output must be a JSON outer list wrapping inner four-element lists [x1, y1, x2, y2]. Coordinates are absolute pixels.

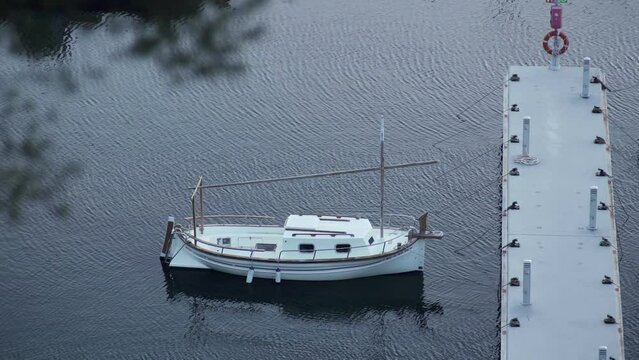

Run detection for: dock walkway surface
[[500, 65, 624, 359]]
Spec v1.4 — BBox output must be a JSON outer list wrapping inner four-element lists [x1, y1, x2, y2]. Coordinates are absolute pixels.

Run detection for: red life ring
[[543, 30, 569, 55]]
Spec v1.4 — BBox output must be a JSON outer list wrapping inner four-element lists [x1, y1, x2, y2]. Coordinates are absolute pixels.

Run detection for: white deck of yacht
[[500, 66, 624, 359]]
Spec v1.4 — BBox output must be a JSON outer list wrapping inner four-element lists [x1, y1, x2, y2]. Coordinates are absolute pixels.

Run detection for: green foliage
[[1, 91, 81, 220]]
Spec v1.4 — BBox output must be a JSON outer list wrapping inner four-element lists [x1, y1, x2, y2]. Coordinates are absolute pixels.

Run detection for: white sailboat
[[160, 121, 443, 282]]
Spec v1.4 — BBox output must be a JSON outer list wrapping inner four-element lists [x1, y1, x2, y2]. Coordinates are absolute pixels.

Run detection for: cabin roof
[[283, 215, 373, 239]]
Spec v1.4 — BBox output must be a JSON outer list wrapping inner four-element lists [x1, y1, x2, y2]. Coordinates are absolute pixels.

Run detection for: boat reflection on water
[[163, 268, 443, 324]]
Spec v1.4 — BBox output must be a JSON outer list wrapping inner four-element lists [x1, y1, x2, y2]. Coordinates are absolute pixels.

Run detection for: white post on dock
[[589, 186, 598, 230], [598, 346, 607, 360], [581, 57, 591, 98], [523, 260, 532, 306], [522, 116, 531, 157]]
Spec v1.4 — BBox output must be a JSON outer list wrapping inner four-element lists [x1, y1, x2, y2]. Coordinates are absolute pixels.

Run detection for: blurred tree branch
[[0, 0, 266, 221]]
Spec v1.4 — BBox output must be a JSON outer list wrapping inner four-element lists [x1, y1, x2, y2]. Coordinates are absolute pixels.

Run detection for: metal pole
[[380, 116, 385, 241], [199, 180, 204, 235], [550, 0, 561, 71], [589, 186, 598, 230], [598, 346, 607, 360], [550, 38, 560, 71], [522, 116, 531, 157], [523, 260, 532, 305], [582, 57, 591, 98], [192, 196, 197, 245]]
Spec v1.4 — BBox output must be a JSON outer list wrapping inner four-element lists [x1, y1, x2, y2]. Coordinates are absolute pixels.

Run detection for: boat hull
[[166, 238, 426, 281]]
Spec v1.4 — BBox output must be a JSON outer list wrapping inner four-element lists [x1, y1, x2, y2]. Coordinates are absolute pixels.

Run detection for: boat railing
[[290, 233, 355, 237], [177, 228, 267, 257], [184, 214, 279, 228], [177, 226, 409, 262], [276, 231, 407, 262], [188, 177, 279, 240], [315, 212, 418, 230]]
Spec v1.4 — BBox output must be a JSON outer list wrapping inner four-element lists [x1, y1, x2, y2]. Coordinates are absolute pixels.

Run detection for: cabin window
[[299, 244, 315, 253], [256, 243, 277, 251], [335, 244, 351, 253], [217, 237, 231, 245]]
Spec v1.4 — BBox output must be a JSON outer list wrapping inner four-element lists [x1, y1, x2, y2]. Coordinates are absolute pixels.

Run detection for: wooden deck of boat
[[500, 65, 625, 359]]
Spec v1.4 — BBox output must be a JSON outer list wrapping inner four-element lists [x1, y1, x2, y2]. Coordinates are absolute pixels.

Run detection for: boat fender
[[246, 268, 255, 284], [275, 268, 281, 284], [542, 30, 569, 55]]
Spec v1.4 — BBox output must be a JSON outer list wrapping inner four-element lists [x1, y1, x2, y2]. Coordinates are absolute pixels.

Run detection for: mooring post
[[522, 116, 531, 157], [523, 260, 532, 305], [598, 346, 607, 360], [581, 57, 591, 98], [589, 186, 598, 230]]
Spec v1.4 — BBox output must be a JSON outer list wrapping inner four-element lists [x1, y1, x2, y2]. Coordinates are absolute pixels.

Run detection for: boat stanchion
[[589, 186, 598, 230], [246, 268, 255, 284], [160, 216, 175, 261], [275, 268, 282, 284], [523, 260, 532, 306]]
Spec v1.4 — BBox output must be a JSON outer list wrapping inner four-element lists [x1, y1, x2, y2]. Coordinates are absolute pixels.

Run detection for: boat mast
[[380, 116, 385, 242]]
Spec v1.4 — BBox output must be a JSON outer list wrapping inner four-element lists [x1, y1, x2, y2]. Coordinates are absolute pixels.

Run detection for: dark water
[[2, 0, 639, 358]]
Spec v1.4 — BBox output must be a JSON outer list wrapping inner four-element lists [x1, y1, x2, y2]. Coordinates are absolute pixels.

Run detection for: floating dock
[[499, 63, 625, 359]]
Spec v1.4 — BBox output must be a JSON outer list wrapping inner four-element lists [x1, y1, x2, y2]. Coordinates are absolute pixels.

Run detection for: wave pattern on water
[[2, 0, 639, 359]]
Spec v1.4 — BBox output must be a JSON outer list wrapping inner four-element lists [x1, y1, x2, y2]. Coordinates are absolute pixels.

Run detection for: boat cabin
[[281, 215, 375, 257]]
